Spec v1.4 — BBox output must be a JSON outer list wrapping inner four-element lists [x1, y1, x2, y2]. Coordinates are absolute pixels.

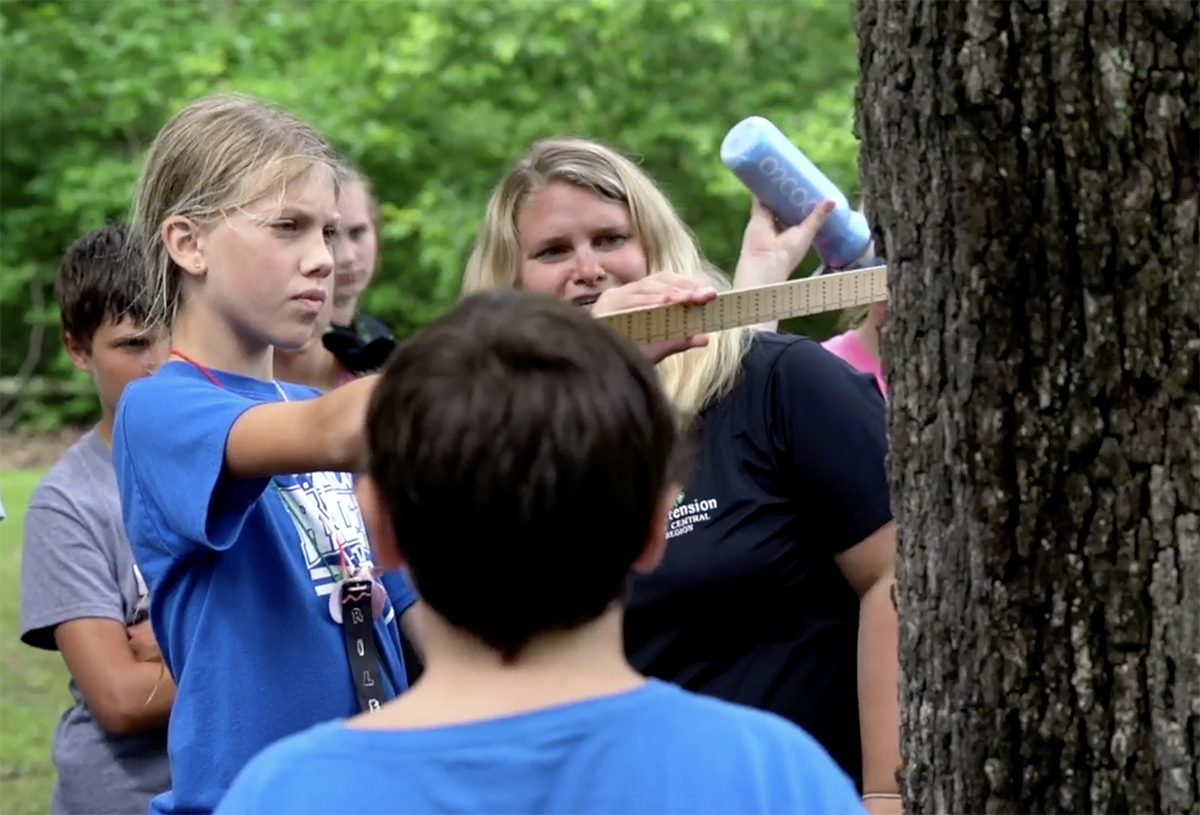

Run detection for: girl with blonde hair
[[112, 93, 420, 815], [322, 168, 399, 375], [463, 137, 902, 812]]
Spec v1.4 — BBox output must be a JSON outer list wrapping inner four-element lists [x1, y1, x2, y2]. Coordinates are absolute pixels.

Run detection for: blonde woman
[[463, 138, 902, 814]]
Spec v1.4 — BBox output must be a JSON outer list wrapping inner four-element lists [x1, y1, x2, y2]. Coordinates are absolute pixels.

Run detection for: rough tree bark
[[855, 1, 1199, 813]]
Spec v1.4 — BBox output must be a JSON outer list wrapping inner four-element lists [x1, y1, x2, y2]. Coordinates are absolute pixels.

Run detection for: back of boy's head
[[56, 223, 145, 351], [365, 289, 682, 661], [129, 92, 343, 329]]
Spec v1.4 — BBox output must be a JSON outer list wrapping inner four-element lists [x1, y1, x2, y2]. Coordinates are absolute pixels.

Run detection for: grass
[[0, 469, 67, 815]]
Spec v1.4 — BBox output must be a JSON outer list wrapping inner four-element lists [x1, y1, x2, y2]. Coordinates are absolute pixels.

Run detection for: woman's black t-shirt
[[624, 331, 892, 788]]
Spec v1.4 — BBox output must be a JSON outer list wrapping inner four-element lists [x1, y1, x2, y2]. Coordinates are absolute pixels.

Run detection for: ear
[[355, 474, 405, 573], [161, 215, 207, 279], [631, 482, 680, 575], [63, 331, 91, 373]]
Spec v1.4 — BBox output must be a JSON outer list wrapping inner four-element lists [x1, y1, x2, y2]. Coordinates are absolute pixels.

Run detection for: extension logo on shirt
[[274, 472, 373, 598], [666, 489, 720, 541]]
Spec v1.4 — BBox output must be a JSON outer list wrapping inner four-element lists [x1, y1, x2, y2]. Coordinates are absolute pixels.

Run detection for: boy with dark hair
[[19, 223, 173, 815], [216, 289, 865, 815]]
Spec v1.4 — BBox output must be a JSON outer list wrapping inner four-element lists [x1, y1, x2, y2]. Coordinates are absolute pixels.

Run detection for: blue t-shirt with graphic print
[[113, 361, 418, 815]]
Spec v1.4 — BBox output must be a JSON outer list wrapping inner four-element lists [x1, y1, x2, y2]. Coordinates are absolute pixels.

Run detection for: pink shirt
[[821, 330, 887, 397]]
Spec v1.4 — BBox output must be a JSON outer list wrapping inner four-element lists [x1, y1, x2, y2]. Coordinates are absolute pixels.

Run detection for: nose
[[306, 232, 335, 279], [571, 247, 606, 285]]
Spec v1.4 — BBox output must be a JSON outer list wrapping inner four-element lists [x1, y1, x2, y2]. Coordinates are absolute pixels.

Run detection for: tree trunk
[[855, 1, 1200, 812]]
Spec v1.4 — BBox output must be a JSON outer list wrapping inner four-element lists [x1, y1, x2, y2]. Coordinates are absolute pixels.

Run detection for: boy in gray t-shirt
[[19, 224, 172, 815]]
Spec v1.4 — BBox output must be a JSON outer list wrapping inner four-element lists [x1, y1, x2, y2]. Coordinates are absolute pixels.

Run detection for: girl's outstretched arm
[[225, 375, 379, 479]]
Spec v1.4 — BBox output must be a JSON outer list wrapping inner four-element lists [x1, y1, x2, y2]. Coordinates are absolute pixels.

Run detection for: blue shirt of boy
[[215, 680, 867, 815]]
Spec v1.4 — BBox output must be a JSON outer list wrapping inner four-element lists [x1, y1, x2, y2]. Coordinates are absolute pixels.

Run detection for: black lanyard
[[338, 578, 390, 712]]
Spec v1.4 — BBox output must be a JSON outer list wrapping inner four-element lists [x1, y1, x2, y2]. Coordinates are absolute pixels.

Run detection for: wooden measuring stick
[[595, 265, 888, 345]]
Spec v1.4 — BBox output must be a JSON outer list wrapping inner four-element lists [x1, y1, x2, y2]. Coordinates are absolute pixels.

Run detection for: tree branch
[[0, 279, 48, 432]]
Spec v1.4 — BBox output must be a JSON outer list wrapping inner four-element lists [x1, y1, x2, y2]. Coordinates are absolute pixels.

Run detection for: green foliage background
[[0, 0, 862, 428]]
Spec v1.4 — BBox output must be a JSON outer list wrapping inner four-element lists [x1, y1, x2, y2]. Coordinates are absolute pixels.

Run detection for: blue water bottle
[[720, 116, 872, 269]]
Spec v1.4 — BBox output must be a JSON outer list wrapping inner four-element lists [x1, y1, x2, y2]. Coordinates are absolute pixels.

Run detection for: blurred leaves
[[0, 0, 860, 427]]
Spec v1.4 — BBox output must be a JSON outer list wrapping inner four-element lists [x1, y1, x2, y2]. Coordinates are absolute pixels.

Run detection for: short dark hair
[[365, 289, 682, 662], [55, 223, 147, 349]]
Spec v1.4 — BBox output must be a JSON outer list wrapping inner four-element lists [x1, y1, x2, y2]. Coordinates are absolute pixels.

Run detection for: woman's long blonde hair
[[463, 138, 752, 420], [129, 92, 344, 329]]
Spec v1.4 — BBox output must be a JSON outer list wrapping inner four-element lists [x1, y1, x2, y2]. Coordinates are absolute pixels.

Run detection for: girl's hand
[[592, 273, 718, 364], [733, 196, 836, 290]]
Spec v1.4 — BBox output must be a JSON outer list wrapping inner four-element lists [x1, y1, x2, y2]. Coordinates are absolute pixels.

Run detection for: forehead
[[338, 181, 373, 224], [518, 182, 631, 241], [95, 314, 160, 341], [241, 163, 339, 219]]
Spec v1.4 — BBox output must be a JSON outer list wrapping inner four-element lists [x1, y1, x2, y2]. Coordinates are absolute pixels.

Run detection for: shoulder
[[650, 681, 823, 747], [640, 682, 820, 752], [29, 431, 108, 514], [122, 361, 207, 400], [24, 434, 117, 574], [117, 363, 236, 427], [821, 330, 855, 354], [218, 722, 349, 812], [20, 433, 128, 648], [729, 331, 874, 409], [738, 331, 834, 379], [115, 363, 268, 450], [26, 431, 123, 549], [240, 722, 338, 770], [744, 331, 883, 413], [758, 331, 850, 374], [643, 684, 862, 796]]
